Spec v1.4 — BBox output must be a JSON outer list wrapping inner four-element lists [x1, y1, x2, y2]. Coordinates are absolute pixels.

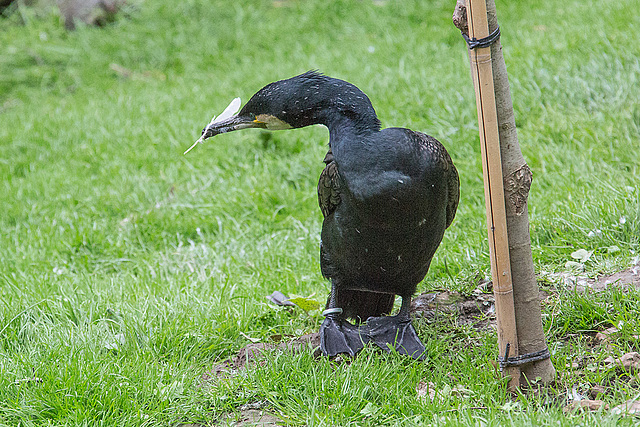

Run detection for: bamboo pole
[[465, 0, 520, 390]]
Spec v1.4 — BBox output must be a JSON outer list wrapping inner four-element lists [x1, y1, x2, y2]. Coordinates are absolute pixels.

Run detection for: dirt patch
[[232, 332, 321, 368], [180, 405, 283, 427], [410, 284, 498, 331], [221, 408, 283, 427], [203, 333, 320, 380]]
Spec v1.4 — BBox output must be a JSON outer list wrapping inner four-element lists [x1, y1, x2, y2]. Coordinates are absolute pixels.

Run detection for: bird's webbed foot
[[319, 311, 369, 357], [365, 315, 426, 360]]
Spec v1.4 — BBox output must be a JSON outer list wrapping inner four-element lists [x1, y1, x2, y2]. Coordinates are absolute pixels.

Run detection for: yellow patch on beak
[[255, 114, 293, 130]]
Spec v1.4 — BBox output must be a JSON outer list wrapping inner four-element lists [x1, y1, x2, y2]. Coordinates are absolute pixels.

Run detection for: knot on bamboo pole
[[452, 0, 468, 35], [504, 164, 533, 216]]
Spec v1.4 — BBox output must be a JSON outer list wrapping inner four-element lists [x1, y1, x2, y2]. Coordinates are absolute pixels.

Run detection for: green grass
[[1, 0, 640, 425]]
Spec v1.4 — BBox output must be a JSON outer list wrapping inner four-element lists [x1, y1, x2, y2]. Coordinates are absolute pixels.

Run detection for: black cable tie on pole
[[462, 26, 501, 50], [497, 342, 551, 372]]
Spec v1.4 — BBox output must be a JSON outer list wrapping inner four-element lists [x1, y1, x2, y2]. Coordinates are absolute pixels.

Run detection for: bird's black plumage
[[198, 71, 460, 359]]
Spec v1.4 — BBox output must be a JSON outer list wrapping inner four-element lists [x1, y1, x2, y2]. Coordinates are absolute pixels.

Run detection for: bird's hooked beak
[[200, 114, 266, 140], [185, 97, 267, 155]]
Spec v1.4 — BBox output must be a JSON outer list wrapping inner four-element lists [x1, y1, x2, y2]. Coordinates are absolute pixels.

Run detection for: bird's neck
[[296, 80, 381, 136], [315, 97, 382, 169], [324, 111, 379, 142]]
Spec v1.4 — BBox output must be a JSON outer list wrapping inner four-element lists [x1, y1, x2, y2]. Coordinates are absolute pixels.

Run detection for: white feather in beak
[[184, 97, 241, 155]]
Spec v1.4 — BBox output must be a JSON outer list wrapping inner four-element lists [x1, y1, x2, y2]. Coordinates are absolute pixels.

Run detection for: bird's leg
[[319, 282, 368, 357], [366, 295, 426, 360], [395, 294, 412, 321]]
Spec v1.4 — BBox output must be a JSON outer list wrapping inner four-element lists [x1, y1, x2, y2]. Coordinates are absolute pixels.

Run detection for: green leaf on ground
[[287, 296, 321, 312]]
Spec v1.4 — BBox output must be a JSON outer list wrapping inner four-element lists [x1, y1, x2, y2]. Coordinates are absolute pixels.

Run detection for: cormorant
[[196, 71, 459, 360]]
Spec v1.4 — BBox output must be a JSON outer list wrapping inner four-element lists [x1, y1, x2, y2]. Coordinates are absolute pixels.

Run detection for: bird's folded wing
[[446, 160, 460, 229], [318, 149, 341, 218]]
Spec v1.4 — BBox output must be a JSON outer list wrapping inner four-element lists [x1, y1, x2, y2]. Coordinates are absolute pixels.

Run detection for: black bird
[[197, 71, 459, 359]]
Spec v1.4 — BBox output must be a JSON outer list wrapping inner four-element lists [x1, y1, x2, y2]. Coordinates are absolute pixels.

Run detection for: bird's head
[[198, 89, 295, 141], [187, 71, 380, 154]]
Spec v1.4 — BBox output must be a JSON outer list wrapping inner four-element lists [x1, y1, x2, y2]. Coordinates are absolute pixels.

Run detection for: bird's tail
[[333, 289, 395, 323]]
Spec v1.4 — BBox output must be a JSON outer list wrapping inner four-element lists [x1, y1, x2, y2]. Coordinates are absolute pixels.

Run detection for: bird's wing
[[445, 154, 460, 230], [416, 132, 460, 229], [318, 148, 341, 218]]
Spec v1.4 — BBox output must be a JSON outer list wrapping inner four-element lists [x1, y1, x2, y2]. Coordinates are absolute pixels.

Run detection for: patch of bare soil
[[180, 405, 282, 427], [218, 407, 283, 427], [410, 282, 499, 331], [203, 333, 320, 379]]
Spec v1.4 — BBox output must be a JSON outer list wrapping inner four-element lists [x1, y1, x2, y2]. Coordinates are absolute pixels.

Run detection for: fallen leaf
[[104, 333, 125, 351], [265, 291, 295, 307], [501, 400, 520, 411], [571, 384, 587, 401], [450, 384, 473, 398], [612, 399, 640, 416], [595, 327, 619, 343], [603, 352, 640, 372], [563, 399, 608, 413], [565, 260, 585, 271], [360, 402, 380, 417], [587, 229, 602, 238], [571, 249, 593, 263], [589, 385, 606, 399], [620, 353, 640, 371], [287, 296, 321, 312], [239, 332, 261, 343], [416, 381, 437, 401]]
